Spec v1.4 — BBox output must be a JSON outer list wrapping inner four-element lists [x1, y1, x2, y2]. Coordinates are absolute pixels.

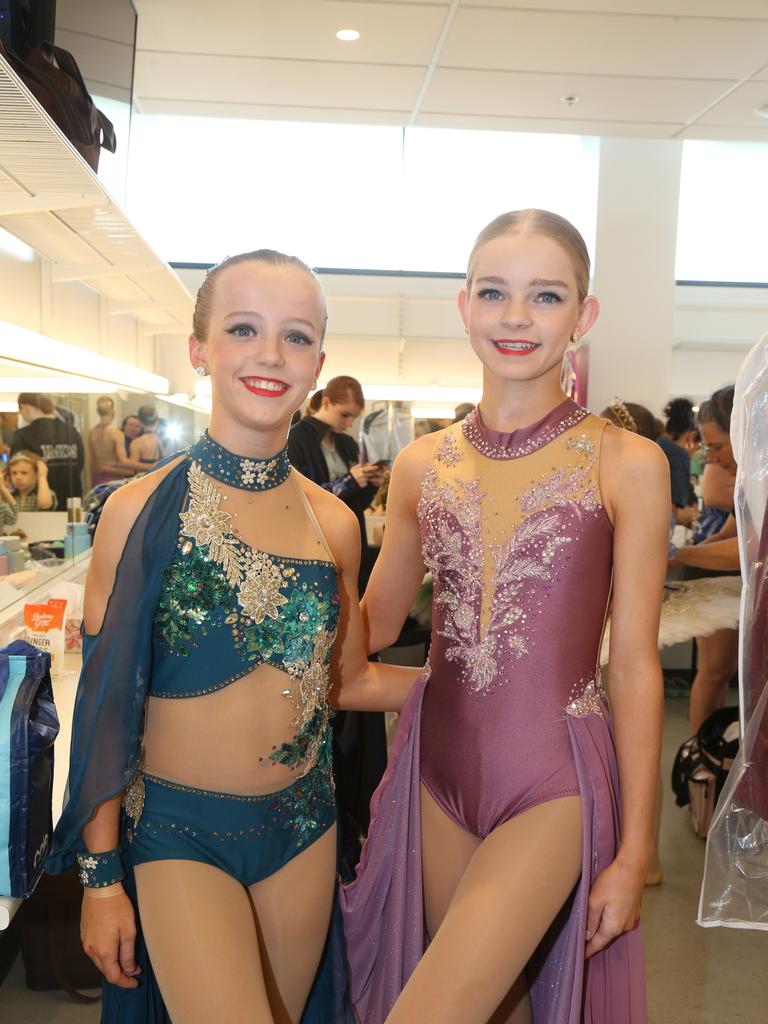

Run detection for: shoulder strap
[[289, 471, 338, 568]]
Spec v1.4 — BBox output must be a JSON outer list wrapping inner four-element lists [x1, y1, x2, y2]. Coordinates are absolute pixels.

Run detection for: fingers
[[118, 928, 141, 979], [585, 904, 639, 959], [585, 897, 602, 946]]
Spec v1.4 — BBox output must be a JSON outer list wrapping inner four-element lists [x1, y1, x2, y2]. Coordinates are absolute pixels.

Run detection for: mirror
[[0, 357, 210, 611]]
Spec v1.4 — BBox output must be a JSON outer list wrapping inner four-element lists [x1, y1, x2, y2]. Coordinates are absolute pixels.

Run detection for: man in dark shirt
[[11, 392, 85, 502]]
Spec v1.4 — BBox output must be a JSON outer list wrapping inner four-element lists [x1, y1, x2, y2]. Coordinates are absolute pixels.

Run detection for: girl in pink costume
[[341, 210, 667, 1023]]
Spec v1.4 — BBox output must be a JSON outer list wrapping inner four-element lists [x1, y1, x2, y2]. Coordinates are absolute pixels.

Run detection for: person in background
[[129, 405, 164, 467], [5, 450, 56, 511], [600, 397, 659, 441], [89, 398, 148, 486], [121, 414, 144, 455], [12, 392, 84, 502], [0, 462, 18, 528], [452, 402, 475, 423], [658, 397, 698, 527], [670, 386, 740, 732], [288, 375, 387, 879], [288, 375, 382, 589]]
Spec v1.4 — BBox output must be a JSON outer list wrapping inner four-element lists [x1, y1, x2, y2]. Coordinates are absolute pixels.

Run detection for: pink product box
[[65, 616, 83, 652]]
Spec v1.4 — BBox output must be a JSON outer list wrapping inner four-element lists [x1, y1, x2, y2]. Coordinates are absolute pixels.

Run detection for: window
[[676, 140, 768, 284], [125, 116, 600, 273]]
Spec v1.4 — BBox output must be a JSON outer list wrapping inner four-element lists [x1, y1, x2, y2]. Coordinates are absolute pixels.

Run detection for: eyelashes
[[475, 289, 564, 304], [225, 325, 316, 346]]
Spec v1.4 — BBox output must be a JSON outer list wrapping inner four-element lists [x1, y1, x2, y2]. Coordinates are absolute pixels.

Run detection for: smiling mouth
[[241, 377, 290, 396], [492, 340, 540, 356]]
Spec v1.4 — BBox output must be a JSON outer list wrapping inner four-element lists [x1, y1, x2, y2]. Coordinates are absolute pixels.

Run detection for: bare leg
[[135, 859, 274, 1024], [249, 825, 337, 1024], [689, 629, 739, 733], [393, 786, 582, 1024], [645, 774, 664, 886]]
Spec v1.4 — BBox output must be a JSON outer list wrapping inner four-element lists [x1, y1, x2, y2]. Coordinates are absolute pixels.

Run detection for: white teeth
[[245, 379, 286, 391], [496, 341, 537, 351]]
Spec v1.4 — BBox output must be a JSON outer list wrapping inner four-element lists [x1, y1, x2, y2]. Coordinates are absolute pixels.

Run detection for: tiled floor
[[2, 696, 766, 1023]]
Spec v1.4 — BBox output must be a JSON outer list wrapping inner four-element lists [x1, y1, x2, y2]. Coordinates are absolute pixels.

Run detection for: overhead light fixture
[[0, 320, 170, 394], [560, 95, 580, 107], [0, 376, 119, 394], [753, 103, 768, 120], [336, 28, 360, 41]]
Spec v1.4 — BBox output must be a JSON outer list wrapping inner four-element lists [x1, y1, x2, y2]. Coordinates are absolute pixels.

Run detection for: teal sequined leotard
[[125, 432, 340, 884]]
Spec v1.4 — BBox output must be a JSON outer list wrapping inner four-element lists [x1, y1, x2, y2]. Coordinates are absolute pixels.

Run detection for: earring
[[464, 326, 469, 335], [195, 366, 207, 377], [571, 331, 580, 345], [311, 379, 318, 389]]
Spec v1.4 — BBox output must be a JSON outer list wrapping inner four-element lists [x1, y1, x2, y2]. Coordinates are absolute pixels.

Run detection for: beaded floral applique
[[519, 437, 599, 516], [435, 433, 461, 466], [420, 468, 571, 695], [179, 460, 288, 622], [565, 673, 607, 718]]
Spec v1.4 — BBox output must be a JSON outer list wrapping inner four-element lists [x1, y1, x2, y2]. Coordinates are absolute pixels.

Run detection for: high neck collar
[[190, 431, 291, 491], [462, 398, 588, 460]]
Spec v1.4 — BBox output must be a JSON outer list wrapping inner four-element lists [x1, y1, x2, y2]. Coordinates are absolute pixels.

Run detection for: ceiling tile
[[677, 123, 768, 142], [135, 52, 424, 110], [459, 0, 768, 16], [440, 9, 768, 80], [693, 80, 768, 127], [136, 98, 412, 124], [134, 0, 445, 65], [423, 68, 727, 124], [416, 112, 679, 139]]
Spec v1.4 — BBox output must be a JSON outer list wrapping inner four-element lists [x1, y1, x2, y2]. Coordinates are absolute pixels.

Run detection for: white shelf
[[0, 54, 193, 332]]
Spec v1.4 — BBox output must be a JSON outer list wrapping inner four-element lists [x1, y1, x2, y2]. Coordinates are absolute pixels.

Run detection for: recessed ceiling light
[[754, 103, 768, 120], [336, 28, 360, 41], [560, 95, 580, 107]]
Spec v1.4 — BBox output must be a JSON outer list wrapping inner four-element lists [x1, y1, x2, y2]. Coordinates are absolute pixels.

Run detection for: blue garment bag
[[0, 640, 59, 898]]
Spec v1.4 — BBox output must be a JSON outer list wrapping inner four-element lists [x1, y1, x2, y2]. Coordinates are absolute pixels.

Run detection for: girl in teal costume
[[48, 250, 418, 1023]]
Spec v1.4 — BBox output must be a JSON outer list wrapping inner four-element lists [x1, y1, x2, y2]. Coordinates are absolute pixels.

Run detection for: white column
[[588, 138, 683, 418]]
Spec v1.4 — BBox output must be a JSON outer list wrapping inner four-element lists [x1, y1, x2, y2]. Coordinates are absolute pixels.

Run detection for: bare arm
[[360, 437, 435, 653], [586, 428, 667, 957], [700, 463, 736, 512], [111, 429, 150, 474], [78, 463, 181, 987], [673, 536, 739, 571], [34, 460, 54, 510], [303, 483, 422, 713]]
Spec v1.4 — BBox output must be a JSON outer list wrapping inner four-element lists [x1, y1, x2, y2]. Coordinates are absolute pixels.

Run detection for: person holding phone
[[288, 375, 387, 879]]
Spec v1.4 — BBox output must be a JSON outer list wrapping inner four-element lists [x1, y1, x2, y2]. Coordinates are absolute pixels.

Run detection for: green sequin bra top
[[151, 435, 340, 775]]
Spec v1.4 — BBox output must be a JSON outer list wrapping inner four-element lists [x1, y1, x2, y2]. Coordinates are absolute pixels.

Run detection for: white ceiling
[[112, 0, 768, 141]]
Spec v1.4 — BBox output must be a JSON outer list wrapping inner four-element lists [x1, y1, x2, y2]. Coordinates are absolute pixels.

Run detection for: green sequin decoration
[[235, 588, 336, 664], [272, 730, 335, 848], [154, 542, 231, 655]]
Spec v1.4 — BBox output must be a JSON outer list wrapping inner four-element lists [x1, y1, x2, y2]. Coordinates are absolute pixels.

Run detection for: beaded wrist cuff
[[76, 847, 125, 888]]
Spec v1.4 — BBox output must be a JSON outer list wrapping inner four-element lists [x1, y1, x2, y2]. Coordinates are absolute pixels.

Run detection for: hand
[[36, 459, 49, 480], [365, 464, 385, 488], [676, 504, 697, 529], [585, 856, 645, 959], [81, 884, 141, 988]]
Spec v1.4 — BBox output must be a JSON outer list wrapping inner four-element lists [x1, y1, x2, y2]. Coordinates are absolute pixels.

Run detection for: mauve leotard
[[341, 399, 647, 1023], [419, 400, 612, 836]]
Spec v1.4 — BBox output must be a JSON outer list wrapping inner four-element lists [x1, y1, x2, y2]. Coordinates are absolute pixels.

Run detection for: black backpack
[[671, 706, 740, 837]]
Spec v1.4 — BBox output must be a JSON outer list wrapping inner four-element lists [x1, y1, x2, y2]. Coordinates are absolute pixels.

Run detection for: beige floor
[[2, 695, 766, 1023]]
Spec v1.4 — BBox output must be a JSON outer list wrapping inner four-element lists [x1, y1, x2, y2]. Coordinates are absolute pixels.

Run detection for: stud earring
[[464, 326, 469, 335], [311, 379, 318, 389], [195, 366, 207, 377], [571, 331, 580, 345]]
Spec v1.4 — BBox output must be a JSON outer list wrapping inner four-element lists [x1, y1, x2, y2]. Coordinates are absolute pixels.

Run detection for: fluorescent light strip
[[0, 320, 170, 394], [0, 376, 119, 394]]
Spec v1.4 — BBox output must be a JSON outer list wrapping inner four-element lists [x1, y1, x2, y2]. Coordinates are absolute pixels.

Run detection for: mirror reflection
[[0, 357, 209, 610]]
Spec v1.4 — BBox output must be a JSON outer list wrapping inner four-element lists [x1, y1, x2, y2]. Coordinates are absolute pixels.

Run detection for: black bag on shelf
[[671, 705, 740, 838], [0, 39, 116, 171]]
